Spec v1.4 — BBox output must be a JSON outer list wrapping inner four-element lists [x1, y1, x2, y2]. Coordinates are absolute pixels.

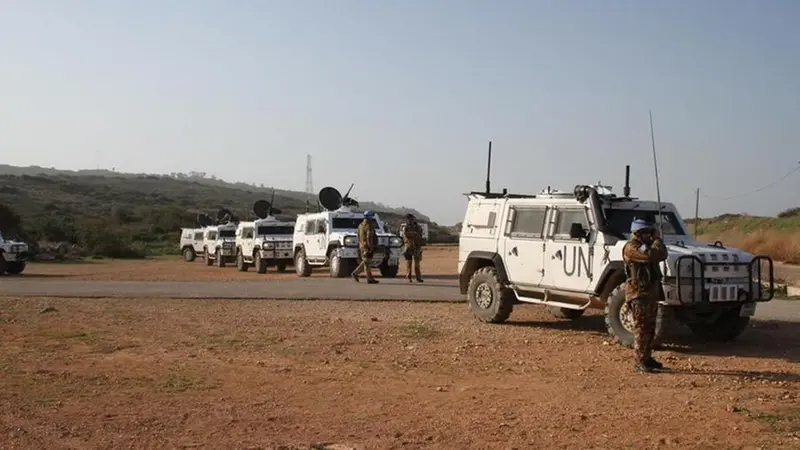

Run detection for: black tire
[[255, 252, 268, 274], [182, 247, 196, 262], [379, 260, 399, 278], [329, 251, 348, 278], [275, 263, 287, 273], [687, 309, 751, 342], [0, 255, 6, 274], [215, 249, 225, 268], [236, 250, 248, 272], [546, 306, 585, 319], [5, 261, 25, 275], [295, 249, 312, 277], [204, 247, 213, 266], [604, 287, 668, 349], [467, 266, 515, 323]]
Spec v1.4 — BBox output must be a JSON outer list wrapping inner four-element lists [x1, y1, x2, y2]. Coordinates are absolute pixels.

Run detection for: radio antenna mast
[[649, 110, 664, 238]]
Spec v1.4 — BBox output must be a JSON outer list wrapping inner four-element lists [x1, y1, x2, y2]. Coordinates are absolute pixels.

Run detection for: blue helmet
[[363, 210, 374, 218], [630, 218, 654, 234]]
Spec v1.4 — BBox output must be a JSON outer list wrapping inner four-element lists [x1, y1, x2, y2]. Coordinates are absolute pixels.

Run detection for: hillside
[[686, 209, 800, 263], [0, 167, 457, 258]]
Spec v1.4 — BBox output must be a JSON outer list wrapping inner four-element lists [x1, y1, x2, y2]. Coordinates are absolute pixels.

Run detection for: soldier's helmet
[[363, 210, 375, 218], [630, 218, 654, 234]]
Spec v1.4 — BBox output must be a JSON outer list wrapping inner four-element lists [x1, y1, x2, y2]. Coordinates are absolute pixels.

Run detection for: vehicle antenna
[[649, 110, 664, 238], [485, 141, 492, 194]]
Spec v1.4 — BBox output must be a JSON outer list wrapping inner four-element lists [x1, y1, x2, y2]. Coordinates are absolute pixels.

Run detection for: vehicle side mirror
[[569, 222, 586, 240]]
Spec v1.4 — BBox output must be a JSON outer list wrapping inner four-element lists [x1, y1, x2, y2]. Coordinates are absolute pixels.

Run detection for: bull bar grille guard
[[672, 255, 774, 305]]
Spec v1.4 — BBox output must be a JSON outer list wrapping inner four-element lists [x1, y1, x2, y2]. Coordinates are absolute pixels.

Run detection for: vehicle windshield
[[332, 218, 381, 230], [218, 229, 236, 238], [604, 209, 687, 236], [257, 225, 294, 236]]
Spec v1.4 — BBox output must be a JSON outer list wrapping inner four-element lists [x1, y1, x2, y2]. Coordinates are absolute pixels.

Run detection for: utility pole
[[305, 154, 313, 194], [694, 188, 700, 236]]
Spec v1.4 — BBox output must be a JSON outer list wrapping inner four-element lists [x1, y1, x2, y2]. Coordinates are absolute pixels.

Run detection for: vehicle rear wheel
[[467, 266, 514, 323], [5, 261, 25, 275], [182, 247, 196, 262]]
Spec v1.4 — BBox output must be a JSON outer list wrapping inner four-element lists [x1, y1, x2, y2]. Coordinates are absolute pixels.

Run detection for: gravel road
[[1, 274, 797, 322]]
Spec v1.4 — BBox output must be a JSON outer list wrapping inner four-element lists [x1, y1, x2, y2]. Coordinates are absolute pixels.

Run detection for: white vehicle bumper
[[336, 247, 400, 267], [259, 249, 293, 260]]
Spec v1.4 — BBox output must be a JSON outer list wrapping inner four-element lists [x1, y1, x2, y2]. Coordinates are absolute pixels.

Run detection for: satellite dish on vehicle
[[197, 213, 213, 227], [253, 200, 270, 219], [318, 186, 343, 211], [216, 208, 237, 224]]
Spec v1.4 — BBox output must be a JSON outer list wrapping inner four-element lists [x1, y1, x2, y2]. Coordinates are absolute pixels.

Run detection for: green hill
[[0, 166, 457, 258]]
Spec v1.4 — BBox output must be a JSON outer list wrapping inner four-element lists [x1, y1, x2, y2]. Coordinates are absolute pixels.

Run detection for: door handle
[[509, 246, 518, 256]]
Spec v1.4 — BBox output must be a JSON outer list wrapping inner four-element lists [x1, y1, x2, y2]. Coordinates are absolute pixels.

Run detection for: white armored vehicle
[[235, 199, 295, 273], [179, 228, 206, 262], [199, 209, 239, 267], [293, 185, 403, 278], [0, 231, 30, 275], [458, 163, 775, 348]]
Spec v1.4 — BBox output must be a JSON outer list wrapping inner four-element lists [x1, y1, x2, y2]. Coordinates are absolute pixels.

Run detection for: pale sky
[[1, 0, 798, 226]]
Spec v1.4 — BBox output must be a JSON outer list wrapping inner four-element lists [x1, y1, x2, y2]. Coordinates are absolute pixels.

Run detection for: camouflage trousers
[[352, 249, 375, 281], [629, 296, 658, 362], [404, 247, 422, 280]]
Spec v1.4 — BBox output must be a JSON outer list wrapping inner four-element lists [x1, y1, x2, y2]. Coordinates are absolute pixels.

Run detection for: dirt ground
[[23, 246, 458, 282], [3, 245, 800, 449], [1, 296, 799, 449]]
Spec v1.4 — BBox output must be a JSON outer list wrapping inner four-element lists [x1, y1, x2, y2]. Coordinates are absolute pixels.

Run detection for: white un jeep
[[235, 200, 295, 273], [0, 231, 30, 275], [179, 228, 206, 262], [458, 165, 775, 348], [199, 209, 239, 267], [293, 186, 403, 278]]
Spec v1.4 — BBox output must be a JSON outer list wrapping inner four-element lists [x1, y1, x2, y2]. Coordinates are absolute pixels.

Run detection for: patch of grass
[[158, 370, 216, 394], [398, 321, 439, 339], [689, 214, 800, 262], [735, 406, 800, 429]]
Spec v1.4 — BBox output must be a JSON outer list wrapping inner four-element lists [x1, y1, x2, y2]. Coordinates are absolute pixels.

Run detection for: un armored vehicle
[[199, 209, 239, 267], [179, 228, 206, 262], [235, 199, 295, 273], [0, 231, 30, 275], [458, 164, 774, 348], [293, 185, 403, 278]]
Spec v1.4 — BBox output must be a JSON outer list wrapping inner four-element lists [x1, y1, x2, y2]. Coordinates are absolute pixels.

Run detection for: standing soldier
[[623, 218, 668, 373], [402, 214, 424, 282], [351, 210, 379, 284]]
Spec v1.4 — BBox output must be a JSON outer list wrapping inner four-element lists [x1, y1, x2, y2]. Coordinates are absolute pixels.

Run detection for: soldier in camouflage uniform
[[352, 210, 379, 284], [622, 218, 669, 373], [402, 214, 424, 282]]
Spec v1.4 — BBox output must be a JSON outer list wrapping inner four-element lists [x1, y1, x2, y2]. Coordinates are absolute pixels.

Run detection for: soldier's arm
[[622, 241, 654, 263], [650, 238, 668, 262]]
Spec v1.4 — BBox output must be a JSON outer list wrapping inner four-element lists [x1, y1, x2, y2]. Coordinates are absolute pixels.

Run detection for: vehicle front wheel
[[605, 286, 669, 349], [215, 249, 226, 268], [329, 251, 348, 278], [254, 252, 268, 274], [5, 261, 25, 275], [236, 250, 248, 272], [204, 248, 213, 266], [295, 249, 312, 277], [686, 308, 751, 342], [467, 266, 515, 323]]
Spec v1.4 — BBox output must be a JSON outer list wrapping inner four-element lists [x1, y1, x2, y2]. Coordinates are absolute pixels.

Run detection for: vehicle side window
[[316, 220, 327, 234], [507, 207, 548, 239], [553, 209, 589, 240], [244, 228, 254, 239], [305, 220, 315, 234], [194, 232, 203, 240]]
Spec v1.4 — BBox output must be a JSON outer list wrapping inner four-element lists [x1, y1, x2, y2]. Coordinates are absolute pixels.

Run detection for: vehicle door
[[242, 227, 255, 256], [315, 219, 328, 257], [193, 232, 204, 253], [501, 205, 548, 288], [541, 206, 594, 292]]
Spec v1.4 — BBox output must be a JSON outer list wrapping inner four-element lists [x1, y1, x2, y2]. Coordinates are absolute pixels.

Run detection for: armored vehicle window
[[258, 225, 294, 235], [243, 228, 254, 239], [332, 218, 380, 230], [604, 209, 686, 236], [207, 231, 217, 240], [315, 220, 327, 234], [305, 220, 315, 233], [183, 231, 192, 239], [508, 207, 547, 237], [219, 229, 235, 238], [554, 209, 589, 239], [193, 232, 203, 240]]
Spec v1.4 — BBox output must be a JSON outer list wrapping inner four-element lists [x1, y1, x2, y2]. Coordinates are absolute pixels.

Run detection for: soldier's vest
[[624, 245, 663, 292]]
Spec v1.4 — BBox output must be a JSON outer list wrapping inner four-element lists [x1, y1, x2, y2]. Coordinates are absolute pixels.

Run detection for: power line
[[701, 161, 800, 201]]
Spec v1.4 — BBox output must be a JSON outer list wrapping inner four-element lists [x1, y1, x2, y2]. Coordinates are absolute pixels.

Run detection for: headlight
[[262, 242, 274, 249], [389, 237, 402, 247], [343, 235, 358, 247]]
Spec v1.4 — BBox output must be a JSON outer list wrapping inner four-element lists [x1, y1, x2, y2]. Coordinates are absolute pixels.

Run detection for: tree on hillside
[[0, 203, 22, 235]]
